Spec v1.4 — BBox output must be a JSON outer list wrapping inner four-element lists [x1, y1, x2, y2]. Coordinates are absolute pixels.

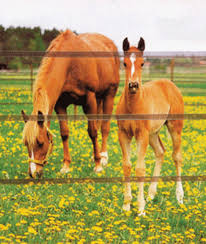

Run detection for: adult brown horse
[[116, 37, 184, 215], [22, 30, 120, 178]]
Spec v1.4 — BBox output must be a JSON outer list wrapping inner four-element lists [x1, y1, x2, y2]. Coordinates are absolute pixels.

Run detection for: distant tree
[[0, 25, 77, 72], [0, 25, 6, 64], [42, 28, 59, 48]]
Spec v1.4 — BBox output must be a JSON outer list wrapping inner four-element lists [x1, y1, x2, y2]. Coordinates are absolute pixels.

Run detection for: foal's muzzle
[[128, 81, 139, 93]]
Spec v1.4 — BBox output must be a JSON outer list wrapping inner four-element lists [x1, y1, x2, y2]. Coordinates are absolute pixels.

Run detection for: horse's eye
[[123, 62, 127, 67], [37, 139, 44, 147], [141, 63, 144, 67]]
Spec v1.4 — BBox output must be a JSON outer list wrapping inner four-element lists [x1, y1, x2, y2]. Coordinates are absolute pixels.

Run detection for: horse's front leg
[[135, 130, 149, 216], [100, 90, 117, 166], [55, 105, 71, 173], [83, 92, 102, 173]]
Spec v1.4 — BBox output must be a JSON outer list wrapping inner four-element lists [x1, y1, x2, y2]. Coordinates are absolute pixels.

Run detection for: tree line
[[0, 25, 61, 70]]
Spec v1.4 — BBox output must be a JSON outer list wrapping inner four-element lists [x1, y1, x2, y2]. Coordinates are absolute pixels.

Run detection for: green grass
[[0, 70, 206, 243]]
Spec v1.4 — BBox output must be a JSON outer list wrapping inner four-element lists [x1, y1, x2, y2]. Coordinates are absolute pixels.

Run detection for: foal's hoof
[[147, 191, 156, 202], [122, 203, 131, 211], [100, 152, 108, 166], [138, 211, 146, 216], [94, 164, 103, 173], [60, 165, 70, 174]]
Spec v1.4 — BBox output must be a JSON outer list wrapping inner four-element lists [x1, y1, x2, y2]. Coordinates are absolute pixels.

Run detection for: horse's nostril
[[29, 172, 33, 178]]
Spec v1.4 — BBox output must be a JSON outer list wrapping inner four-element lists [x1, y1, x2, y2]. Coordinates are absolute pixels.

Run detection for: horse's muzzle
[[128, 81, 139, 93]]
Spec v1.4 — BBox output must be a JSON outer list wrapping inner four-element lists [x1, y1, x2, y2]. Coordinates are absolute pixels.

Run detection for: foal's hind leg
[[167, 120, 184, 204], [147, 133, 165, 201], [118, 130, 132, 211]]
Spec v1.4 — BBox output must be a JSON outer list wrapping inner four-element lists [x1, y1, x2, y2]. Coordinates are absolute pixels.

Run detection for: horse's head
[[22, 110, 53, 178], [122, 37, 145, 94]]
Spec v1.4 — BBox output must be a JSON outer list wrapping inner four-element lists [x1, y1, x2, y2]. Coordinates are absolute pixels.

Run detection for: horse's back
[[79, 33, 120, 87]]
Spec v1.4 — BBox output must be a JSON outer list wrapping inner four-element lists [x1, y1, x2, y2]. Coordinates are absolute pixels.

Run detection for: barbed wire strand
[[0, 175, 205, 185]]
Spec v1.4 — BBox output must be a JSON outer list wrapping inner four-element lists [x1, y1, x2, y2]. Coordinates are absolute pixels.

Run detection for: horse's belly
[[56, 92, 86, 107]]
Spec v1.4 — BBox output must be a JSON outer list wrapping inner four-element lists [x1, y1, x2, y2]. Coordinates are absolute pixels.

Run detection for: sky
[[1, 0, 206, 51]]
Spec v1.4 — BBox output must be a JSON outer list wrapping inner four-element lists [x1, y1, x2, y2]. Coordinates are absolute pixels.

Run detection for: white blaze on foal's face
[[130, 53, 136, 78]]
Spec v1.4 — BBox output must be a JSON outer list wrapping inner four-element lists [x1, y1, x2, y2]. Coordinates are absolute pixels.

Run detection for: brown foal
[[116, 37, 184, 215]]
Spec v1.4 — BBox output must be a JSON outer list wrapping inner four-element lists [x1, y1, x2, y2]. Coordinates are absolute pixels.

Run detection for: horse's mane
[[22, 120, 38, 149], [24, 30, 75, 149], [33, 29, 74, 94]]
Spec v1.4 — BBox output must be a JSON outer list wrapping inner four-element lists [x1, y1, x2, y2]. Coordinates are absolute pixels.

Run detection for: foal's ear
[[123, 37, 130, 52], [21, 110, 29, 123], [37, 111, 44, 127], [137, 37, 145, 52]]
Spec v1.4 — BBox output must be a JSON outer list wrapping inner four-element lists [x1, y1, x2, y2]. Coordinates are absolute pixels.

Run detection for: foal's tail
[[164, 121, 171, 140]]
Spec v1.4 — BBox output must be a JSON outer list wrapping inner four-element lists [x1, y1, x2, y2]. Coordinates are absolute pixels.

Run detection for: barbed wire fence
[[0, 51, 206, 184]]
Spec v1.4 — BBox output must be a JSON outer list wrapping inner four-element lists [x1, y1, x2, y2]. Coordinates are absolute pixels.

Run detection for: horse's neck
[[33, 34, 79, 114], [124, 87, 142, 113]]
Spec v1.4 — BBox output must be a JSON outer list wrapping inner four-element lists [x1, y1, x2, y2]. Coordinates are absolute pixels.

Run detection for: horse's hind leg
[[147, 133, 165, 201], [55, 105, 71, 174], [118, 130, 132, 211], [100, 86, 117, 166], [83, 91, 102, 173], [167, 120, 184, 204]]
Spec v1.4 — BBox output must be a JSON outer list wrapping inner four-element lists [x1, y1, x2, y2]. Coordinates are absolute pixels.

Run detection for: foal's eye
[[123, 62, 127, 67], [37, 139, 44, 147], [141, 63, 144, 67]]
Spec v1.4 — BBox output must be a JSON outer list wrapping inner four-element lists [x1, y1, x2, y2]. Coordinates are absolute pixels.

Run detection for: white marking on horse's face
[[30, 150, 36, 175], [130, 53, 136, 78]]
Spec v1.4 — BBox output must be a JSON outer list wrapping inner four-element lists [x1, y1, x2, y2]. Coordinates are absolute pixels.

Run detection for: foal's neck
[[124, 86, 142, 113]]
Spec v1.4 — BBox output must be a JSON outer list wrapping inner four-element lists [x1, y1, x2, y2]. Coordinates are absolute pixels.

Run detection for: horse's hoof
[[122, 203, 131, 211], [94, 165, 103, 173], [60, 165, 70, 174], [100, 151, 108, 166]]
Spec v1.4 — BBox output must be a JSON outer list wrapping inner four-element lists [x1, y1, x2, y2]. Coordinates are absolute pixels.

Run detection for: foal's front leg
[[135, 131, 149, 216], [83, 92, 102, 173], [118, 130, 132, 211], [55, 105, 71, 173]]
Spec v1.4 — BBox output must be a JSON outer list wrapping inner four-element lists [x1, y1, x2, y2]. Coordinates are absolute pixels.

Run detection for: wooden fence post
[[30, 63, 33, 92], [170, 58, 175, 82]]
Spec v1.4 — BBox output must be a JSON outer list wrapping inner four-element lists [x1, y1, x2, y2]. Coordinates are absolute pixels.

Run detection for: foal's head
[[122, 37, 145, 94], [22, 110, 53, 178]]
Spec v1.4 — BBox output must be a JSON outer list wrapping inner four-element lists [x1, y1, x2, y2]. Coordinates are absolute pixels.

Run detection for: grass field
[[0, 69, 206, 243]]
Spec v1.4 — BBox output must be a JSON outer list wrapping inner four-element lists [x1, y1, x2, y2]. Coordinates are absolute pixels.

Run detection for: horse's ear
[[37, 111, 44, 127], [123, 37, 130, 52], [137, 37, 145, 51], [21, 110, 29, 123]]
